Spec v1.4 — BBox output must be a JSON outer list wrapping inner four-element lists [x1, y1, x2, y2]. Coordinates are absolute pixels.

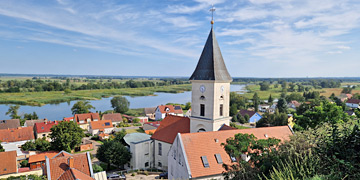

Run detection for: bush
[[91, 135, 99, 141], [133, 123, 142, 126], [131, 173, 136, 176], [85, 133, 92, 137], [92, 164, 103, 173], [20, 160, 28, 167]]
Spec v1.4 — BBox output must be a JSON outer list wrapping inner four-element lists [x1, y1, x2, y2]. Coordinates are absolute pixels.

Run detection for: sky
[[0, 0, 360, 78]]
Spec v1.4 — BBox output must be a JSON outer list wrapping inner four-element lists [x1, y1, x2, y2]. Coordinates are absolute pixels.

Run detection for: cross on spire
[[210, 4, 215, 26]]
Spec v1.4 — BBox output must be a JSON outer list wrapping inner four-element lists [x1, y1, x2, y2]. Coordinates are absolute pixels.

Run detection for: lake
[[0, 84, 246, 120]]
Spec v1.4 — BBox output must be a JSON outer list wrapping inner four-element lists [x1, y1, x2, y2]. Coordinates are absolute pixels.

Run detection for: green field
[[0, 84, 191, 106]]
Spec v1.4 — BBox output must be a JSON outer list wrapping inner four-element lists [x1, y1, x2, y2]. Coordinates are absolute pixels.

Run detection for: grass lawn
[[0, 84, 191, 106], [125, 128, 145, 134]]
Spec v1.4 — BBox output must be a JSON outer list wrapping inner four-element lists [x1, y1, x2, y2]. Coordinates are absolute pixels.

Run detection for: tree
[[114, 129, 127, 144], [260, 81, 270, 91], [277, 98, 287, 113], [71, 100, 94, 115], [50, 121, 85, 152], [230, 104, 238, 116], [23, 112, 38, 120], [285, 92, 305, 102], [96, 140, 131, 170], [21, 138, 51, 152], [6, 105, 20, 119], [184, 102, 191, 110], [111, 96, 130, 113], [253, 93, 260, 112], [268, 94, 273, 105]]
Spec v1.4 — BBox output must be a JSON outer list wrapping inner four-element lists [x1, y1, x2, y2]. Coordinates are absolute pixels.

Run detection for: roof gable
[[35, 121, 58, 133], [0, 119, 20, 130], [29, 151, 59, 163], [238, 109, 257, 118], [74, 113, 100, 122], [90, 120, 113, 130], [0, 127, 34, 142], [151, 115, 190, 144], [102, 113, 123, 122]]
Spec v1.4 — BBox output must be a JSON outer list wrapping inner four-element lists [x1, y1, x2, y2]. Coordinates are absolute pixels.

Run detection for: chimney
[[44, 118, 48, 124], [68, 157, 74, 168]]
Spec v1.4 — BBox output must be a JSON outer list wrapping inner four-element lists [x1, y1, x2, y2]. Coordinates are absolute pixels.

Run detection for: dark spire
[[189, 28, 232, 81]]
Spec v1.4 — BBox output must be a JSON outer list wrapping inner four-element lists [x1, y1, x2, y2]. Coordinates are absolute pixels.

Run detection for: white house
[[151, 115, 190, 170], [345, 99, 360, 109], [154, 105, 184, 120], [124, 133, 153, 170], [168, 126, 294, 180], [89, 120, 114, 136]]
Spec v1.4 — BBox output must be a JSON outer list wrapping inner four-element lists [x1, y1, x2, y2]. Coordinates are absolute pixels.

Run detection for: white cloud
[[163, 16, 200, 28]]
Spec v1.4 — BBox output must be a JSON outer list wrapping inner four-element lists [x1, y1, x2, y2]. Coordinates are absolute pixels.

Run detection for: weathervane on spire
[[210, 4, 215, 26]]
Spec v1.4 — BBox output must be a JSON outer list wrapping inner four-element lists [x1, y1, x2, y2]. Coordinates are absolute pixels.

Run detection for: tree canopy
[[50, 121, 85, 152], [71, 100, 94, 115], [6, 105, 20, 119], [96, 140, 131, 170], [111, 96, 130, 113]]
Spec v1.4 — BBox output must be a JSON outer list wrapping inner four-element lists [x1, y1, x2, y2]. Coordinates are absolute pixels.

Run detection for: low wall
[[0, 169, 42, 179]]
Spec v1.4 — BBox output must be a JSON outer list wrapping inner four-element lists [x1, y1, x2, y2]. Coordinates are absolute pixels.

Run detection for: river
[[0, 84, 246, 120]]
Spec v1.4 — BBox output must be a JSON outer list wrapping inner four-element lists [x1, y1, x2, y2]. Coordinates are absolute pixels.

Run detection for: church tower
[[189, 21, 232, 133]]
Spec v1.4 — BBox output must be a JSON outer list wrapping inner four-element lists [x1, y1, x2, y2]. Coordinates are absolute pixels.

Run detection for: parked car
[[159, 172, 168, 179], [108, 173, 126, 180]]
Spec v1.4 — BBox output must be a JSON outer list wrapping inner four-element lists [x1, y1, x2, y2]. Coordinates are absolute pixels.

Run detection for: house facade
[[0, 127, 35, 157], [102, 113, 123, 126], [89, 120, 113, 136], [238, 109, 262, 123], [74, 113, 100, 131], [155, 105, 184, 120], [124, 133, 153, 170], [28, 151, 58, 170], [34, 121, 58, 141], [345, 99, 360, 108]]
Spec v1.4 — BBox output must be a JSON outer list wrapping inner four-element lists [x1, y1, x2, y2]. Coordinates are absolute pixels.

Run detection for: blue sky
[[0, 0, 360, 77]]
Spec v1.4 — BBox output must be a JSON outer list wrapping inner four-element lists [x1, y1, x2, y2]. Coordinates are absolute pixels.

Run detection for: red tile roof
[[0, 127, 34, 142], [289, 100, 301, 107], [180, 126, 293, 178], [151, 115, 190, 144], [0, 151, 17, 175], [58, 168, 94, 180], [218, 124, 237, 131], [102, 113, 123, 122], [157, 105, 183, 114], [47, 152, 92, 180], [63, 117, 74, 121], [90, 120, 113, 130], [346, 98, 360, 104], [28, 151, 59, 164], [34, 121, 58, 133], [74, 113, 100, 124]]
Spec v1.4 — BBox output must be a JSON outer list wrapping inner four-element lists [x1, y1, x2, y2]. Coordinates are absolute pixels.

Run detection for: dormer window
[[165, 108, 170, 112]]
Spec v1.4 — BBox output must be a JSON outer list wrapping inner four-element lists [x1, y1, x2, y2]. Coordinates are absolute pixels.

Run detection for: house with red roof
[[63, 117, 74, 122], [154, 105, 184, 120], [28, 151, 58, 170], [0, 127, 35, 157], [345, 98, 360, 108], [74, 113, 100, 131], [89, 120, 113, 136], [168, 126, 293, 179], [151, 115, 190, 170], [0, 151, 17, 177], [34, 121, 58, 141], [44, 151, 94, 180]]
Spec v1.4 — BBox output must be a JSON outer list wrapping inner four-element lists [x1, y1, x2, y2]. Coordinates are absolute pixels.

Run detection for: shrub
[[92, 164, 103, 173], [133, 123, 142, 126], [131, 173, 136, 176], [20, 160, 28, 167]]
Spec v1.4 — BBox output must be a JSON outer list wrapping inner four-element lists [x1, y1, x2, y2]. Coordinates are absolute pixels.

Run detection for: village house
[[0, 127, 35, 157], [0, 119, 20, 130], [63, 117, 74, 122], [168, 126, 293, 179], [238, 109, 262, 123], [345, 98, 360, 108], [44, 151, 95, 180], [34, 121, 58, 141], [24, 119, 47, 127], [337, 93, 353, 102], [124, 133, 153, 170], [258, 104, 270, 112], [144, 107, 157, 120], [185, 108, 192, 117], [102, 113, 123, 126], [155, 105, 184, 120], [89, 120, 113, 136], [288, 100, 301, 110], [0, 151, 17, 177], [74, 113, 100, 131], [28, 151, 58, 170], [151, 115, 190, 171]]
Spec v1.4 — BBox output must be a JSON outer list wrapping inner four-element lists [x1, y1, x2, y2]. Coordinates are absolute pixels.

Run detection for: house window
[[158, 143, 162, 156], [220, 104, 223, 116], [201, 156, 209, 168], [145, 162, 149, 167], [200, 104, 205, 116], [158, 162, 162, 167]]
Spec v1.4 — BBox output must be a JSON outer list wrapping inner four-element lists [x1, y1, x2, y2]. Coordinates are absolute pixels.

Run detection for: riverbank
[[0, 84, 191, 106]]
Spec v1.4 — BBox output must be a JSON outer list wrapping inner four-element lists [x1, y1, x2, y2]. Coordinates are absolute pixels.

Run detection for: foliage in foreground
[[50, 121, 85, 152], [222, 120, 360, 180]]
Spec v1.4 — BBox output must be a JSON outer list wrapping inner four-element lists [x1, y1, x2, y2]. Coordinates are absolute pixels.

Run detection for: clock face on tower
[[221, 85, 224, 93], [200, 85, 206, 93]]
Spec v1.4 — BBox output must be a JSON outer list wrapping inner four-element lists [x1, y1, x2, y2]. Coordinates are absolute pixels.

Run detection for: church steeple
[[189, 28, 232, 81]]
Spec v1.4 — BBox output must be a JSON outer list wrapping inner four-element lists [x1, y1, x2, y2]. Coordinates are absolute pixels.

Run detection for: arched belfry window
[[200, 96, 205, 100], [198, 128, 206, 132], [220, 95, 224, 99]]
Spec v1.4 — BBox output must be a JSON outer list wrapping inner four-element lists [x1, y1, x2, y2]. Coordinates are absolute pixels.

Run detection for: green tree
[[184, 102, 191, 110], [23, 112, 38, 120], [6, 105, 20, 119], [253, 93, 260, 112], [114, 129, 127, 143], [96, 140, 131, 170], [20, 160, 29, 167], [71, 100, 94, 115], [277, 98, 287, 113], [92, 164, 104, 173], [21, 138, 51, 152], [268, 94, 273, 105], [230, 104, 238, 116], [260, 81, 270, 91], [50, 121, 85, 152], [285, 92, 305, 102], [244, 114, 250, 122], [111, 96, 130, 113]]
